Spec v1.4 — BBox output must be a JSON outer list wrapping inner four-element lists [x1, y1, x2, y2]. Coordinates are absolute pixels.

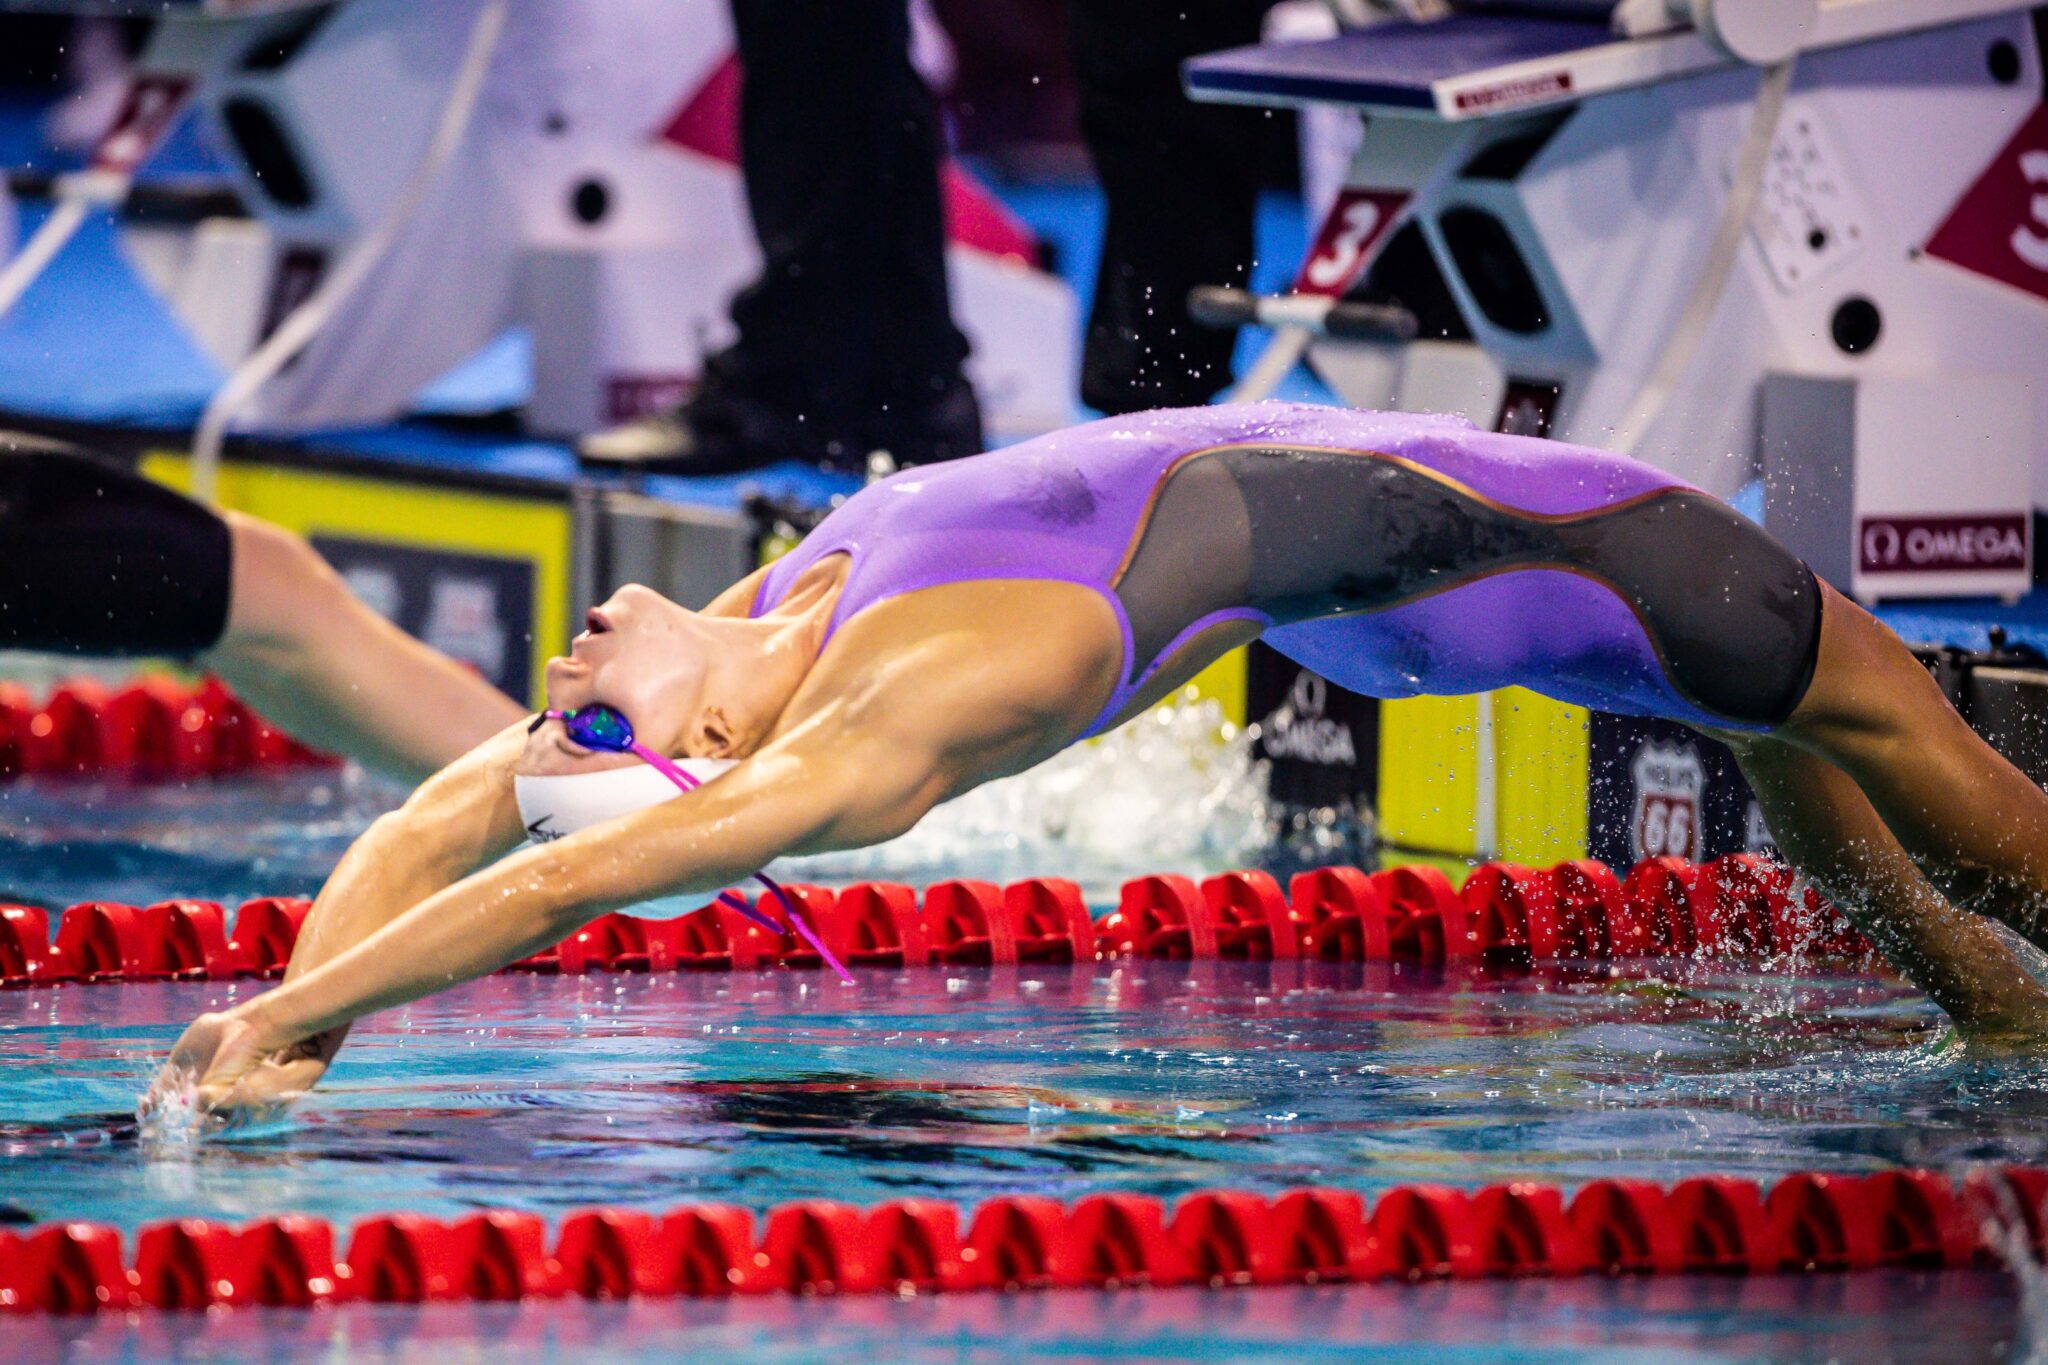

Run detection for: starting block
[[1188, 0, 2048, 605]]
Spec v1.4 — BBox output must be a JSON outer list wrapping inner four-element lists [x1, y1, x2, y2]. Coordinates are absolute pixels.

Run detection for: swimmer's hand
[[142, 1008, 327, 1128]]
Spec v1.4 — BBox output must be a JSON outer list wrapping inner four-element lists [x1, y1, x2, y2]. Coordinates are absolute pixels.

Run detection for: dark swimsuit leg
[[1113, 445, 1823, 729], [0, 434, 234, 656]]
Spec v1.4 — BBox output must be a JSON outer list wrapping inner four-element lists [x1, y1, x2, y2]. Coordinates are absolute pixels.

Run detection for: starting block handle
[[1187, 285, 1417, 342]]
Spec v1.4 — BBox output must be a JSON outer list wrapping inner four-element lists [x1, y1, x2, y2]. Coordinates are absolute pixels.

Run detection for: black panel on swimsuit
[[1113, 445, 1821, 727]]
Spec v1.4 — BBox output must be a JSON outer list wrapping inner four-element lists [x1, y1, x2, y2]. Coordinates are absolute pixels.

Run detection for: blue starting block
[[1184, 14, 1615, 115]]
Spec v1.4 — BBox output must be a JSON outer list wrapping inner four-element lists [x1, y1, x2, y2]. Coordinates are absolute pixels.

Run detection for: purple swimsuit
[[752, 404, 1820, 735]]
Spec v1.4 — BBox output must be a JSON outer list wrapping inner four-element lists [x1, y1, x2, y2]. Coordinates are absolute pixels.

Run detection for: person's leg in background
[[1069, 0, 1274, 414], [0, 435, 523, 785], [209, 514, 525, 785], [580, 0, 981, 475]]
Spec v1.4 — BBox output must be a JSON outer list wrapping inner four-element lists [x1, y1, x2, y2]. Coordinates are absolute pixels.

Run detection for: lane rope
[[0, 677, 332, 782], [2, 1164, 2039, 1313], [0, 854, 1872, 988]]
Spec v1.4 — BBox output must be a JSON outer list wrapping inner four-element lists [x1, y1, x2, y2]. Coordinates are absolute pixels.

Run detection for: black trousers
[[717, 0, 973, 434], [1070, 0, 1275, 414]]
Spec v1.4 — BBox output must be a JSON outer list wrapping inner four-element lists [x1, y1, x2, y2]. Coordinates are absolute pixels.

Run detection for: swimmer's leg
[[1730, 732, 2048, 1042], [209, 514, 525, 785], [1, 437, 522, 783], [1774, 581, 2048, 947]]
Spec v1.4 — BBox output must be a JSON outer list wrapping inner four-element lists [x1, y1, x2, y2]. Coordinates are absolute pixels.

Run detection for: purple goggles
[[536, 703, 853, 984]]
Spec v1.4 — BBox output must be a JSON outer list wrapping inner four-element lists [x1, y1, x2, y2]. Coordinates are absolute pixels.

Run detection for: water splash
[[1973, 1172, 2048, 1364], [769, 689, 1273, 901]]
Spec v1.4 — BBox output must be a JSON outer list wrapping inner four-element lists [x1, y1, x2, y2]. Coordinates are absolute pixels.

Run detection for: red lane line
[[2, 1165, 2033, 1313], [0, 859, 1878, 990]]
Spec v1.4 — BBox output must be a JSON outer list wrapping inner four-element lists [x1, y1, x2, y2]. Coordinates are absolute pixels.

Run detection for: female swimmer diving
[[149, 402, 2048, 1118]]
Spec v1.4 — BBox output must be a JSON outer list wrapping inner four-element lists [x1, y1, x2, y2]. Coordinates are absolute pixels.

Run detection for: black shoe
[[860, 376, 984, 472], [576, 389, 834, 476], [577, 372, 984, 477]]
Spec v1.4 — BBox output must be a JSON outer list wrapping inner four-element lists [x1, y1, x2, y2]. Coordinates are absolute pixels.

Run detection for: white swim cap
[[514, 758, 737, 843]]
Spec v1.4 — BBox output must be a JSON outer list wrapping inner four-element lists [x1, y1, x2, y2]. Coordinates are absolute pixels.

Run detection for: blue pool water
[[6, 770, 2048, 1361], [4, 963, 2045, 1361], [3, 1272, 2028, 1363], [10, 959, 2048, 1232]]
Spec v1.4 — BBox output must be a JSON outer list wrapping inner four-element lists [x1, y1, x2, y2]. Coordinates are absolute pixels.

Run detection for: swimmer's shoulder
[[779, 578, 1125, 750]]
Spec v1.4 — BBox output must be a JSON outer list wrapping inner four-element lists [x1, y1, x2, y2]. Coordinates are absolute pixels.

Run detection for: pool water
[[8, 759, 2048, 1361], [4, 1271, 2029, 1363], [5, 962, 2048, 1361], [9, 960, 2048, 1233]]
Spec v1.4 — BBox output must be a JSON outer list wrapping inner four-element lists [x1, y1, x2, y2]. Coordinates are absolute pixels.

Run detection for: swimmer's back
[[750, 402, 1776, 731], [753, 404, 1692, 643]]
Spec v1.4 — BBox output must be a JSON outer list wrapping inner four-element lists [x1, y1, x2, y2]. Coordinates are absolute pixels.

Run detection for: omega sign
[[1858, 513, 2028, 575], [1260, 671, 1358, 767]]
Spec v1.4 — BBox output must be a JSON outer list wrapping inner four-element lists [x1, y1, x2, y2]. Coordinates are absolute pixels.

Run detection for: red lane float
[[829, 882, 930, 968], [0, 859, 1878, 991], [52, 902, 147, 983], [1568, 1179, 1680, 1275], [1100, 875, 1218, 961], [1622, 857, 1702, 957], [1004, 878, 1093, 963], [1369, 865, 1458, 962], [962, 1196, 1074, 1291], [1287, 866, 1389, 961], [0, 905, 53, 986], [2, 1165, 2037, 1315], [1200, 871, 1296, 961], [0, 675, 331, 783], [925, 880, 1015, 965], [136, 901, 236, 981], [665, 897, 780, 973], [225, 898, 312, 979]]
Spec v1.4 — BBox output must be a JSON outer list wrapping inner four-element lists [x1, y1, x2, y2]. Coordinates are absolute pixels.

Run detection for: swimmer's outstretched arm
[[142, 723, 534, 1115], [154, 582, 1116, 1116], [155, 625, 1091, 1116], [162, 735, 943, 1114]]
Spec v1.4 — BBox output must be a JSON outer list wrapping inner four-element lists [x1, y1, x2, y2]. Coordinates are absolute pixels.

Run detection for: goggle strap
[[629, 740, 855, 985]]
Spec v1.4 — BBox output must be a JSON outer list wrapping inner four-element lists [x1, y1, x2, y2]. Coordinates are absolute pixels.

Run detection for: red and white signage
[[1857, 512, 2030, 576], [1452, 71, 1574, 115], [91, 74, 194, 176], [1293, 189, 1410, 299], [1924, 103, 2048, 307], [605, 374, 694, 424], [1630, 742, 1703, 863]]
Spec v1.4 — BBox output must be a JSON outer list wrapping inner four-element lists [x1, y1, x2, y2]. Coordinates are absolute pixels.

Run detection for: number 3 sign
[[1294, 189, 1412, 299], [1926, 103, 2048, 304]]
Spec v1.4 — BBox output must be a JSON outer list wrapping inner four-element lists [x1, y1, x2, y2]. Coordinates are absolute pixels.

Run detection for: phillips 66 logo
[[1630, 741, 1705, 862]]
